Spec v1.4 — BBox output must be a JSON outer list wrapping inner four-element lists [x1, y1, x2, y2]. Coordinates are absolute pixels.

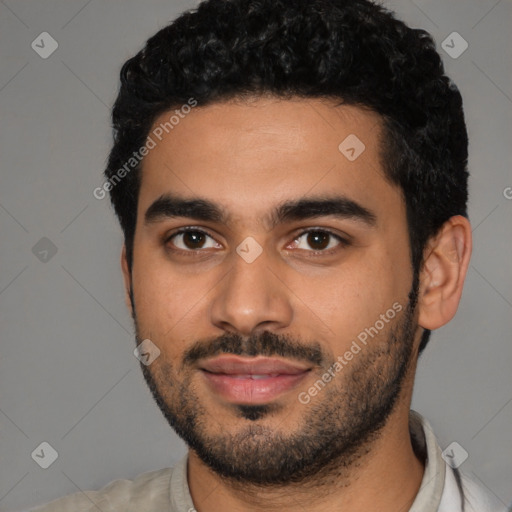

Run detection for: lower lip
[[201, 370, 310, 404]]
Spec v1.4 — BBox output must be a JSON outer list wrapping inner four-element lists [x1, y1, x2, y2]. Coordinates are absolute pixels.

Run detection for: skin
[[121, 96, 472, 512]]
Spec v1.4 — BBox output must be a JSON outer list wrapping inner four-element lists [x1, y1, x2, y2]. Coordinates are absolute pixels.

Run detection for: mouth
[[199, 355, 313, 405]]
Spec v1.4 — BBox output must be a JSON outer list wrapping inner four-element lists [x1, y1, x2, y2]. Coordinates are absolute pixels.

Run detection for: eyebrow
[[144, 193, 377, 229]]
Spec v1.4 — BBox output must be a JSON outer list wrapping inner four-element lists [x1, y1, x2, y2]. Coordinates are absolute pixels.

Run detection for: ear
[[121, 245, 134, 317], [417, 215, 472, 330]]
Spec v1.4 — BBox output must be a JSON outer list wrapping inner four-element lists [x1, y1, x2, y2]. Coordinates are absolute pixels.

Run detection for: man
[[30, 0, 506, 511]]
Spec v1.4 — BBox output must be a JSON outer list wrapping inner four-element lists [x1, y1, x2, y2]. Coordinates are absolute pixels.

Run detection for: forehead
[[137, 97, 402, 225]]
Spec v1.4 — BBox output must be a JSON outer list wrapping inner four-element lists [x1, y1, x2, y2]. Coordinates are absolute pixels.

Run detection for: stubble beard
[[133, 285, 418, 488]]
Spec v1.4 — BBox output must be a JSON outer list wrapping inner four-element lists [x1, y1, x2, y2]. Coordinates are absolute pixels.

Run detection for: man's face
[[126, 97, 421, 484]]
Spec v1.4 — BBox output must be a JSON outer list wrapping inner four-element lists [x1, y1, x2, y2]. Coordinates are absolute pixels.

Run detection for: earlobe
[[417, 215, 472, 330], [121, 245, 134, 316]]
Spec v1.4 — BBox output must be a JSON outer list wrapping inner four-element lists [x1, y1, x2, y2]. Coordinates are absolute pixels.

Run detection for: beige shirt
[[28, 411, 507, 512]]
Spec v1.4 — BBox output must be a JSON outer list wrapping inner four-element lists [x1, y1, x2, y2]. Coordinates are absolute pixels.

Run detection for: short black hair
[[105, 0, 468, 353]]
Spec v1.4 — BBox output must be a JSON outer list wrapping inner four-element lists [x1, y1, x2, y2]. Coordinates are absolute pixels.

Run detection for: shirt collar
[[408, 410, 446, 512]]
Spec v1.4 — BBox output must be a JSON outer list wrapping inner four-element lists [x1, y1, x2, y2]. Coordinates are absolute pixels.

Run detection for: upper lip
[[199, 355, 312, 375]]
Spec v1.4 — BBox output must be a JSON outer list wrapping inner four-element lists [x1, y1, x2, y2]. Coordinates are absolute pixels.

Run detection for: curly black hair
[[104, 0, 468, 353]]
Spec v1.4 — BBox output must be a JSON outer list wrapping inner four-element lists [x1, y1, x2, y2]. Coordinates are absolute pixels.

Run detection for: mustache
[[182, 331, 326, 369]]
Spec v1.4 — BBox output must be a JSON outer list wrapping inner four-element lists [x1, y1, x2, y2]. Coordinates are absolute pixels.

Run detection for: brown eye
[[182, 231, 206, 249], [291, 229, 348, 252], [306, 231, 330, 250], [167, 229, 221, 251]]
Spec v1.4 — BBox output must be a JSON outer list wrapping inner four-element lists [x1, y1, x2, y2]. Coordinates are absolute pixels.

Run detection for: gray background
[[0, 0, 511, 510]]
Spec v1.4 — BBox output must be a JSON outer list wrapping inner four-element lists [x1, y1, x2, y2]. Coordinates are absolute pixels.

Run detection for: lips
[[200, 355, 311, 375], [199, 355, 312, 404]]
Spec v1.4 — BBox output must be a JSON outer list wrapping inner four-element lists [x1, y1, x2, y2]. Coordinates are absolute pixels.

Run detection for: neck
[[187, 404, 425, 512]]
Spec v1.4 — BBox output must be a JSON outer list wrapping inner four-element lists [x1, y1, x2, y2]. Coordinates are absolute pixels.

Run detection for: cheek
[[291, 249, 409, 348], [291, 271, 379, 345], [131, 247, 180, 330], [131, 248, 217, 343]]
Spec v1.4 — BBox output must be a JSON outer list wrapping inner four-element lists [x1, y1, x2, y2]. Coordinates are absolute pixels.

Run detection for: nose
[[209, 248, 293, 336]]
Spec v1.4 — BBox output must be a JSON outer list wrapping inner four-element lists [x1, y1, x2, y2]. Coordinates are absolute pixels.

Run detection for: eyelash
[[164, 227, 350, 257]]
